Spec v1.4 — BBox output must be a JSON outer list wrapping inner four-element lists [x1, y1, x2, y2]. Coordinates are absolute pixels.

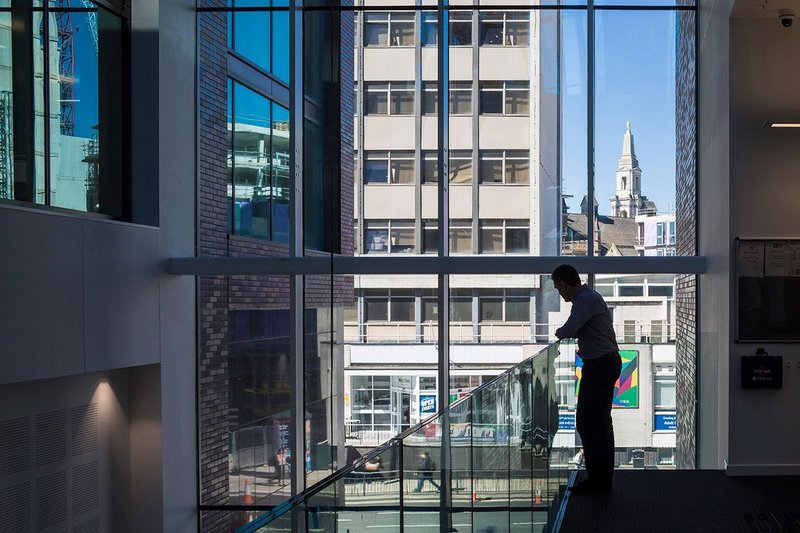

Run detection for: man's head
[[551, 264, 582, 302]]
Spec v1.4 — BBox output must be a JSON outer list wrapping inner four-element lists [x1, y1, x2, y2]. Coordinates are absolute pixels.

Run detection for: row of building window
[[656, 220, 676, 246], [349, 374, 493, 416], [351, 288, 532, 323], [361, 150, 529, 185], [361, 11, 530, 48], [362, 219, 530, 254], [595, 283, 674, 299], [361, 81, 529, 116], [555, 367, 676, 410]]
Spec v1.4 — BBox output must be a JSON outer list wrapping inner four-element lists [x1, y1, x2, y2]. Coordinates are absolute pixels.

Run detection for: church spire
[[610, 121, 652, 218], [618, 120, 639, 170]]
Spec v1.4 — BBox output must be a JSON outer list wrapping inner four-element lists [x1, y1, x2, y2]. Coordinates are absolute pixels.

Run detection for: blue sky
[[72, 11, 100, 139], [562, 9, 680, 215]]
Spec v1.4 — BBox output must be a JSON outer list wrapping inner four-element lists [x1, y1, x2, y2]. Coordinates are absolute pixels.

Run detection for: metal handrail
[[344, 320, 675, 344]]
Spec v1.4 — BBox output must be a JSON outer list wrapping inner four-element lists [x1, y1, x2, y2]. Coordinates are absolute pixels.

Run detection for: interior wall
[[157, 0, 199, 524], [697, 0, 734, 470], [726, 12, 800, 474], [0, 370, 131, 532]]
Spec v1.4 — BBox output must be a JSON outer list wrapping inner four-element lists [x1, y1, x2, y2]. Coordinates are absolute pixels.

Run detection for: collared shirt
[[555, 284, 619, 360]]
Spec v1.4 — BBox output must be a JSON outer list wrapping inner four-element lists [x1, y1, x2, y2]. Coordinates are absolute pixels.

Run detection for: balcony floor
[[560, 470, 800, 532]]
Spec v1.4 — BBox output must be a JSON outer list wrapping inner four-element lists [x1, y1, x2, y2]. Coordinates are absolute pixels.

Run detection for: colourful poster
[[575, 350, 639, 408]]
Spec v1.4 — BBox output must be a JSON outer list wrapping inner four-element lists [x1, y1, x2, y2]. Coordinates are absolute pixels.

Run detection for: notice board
[[736, 238, 800, 342]]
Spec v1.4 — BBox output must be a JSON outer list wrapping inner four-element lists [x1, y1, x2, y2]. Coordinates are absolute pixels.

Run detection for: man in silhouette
[[552, 264, 621, 495]]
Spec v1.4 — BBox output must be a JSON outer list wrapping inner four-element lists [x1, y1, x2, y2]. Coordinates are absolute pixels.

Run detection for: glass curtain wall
[[0, 0, 126, 216], [197, 0, 696, 528], [347, 0, 695, 464]]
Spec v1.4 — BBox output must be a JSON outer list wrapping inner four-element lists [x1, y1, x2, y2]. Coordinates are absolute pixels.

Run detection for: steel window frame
[[195, 1, 699, 528]]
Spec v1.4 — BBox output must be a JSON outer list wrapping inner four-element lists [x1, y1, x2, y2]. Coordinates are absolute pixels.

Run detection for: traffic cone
[[472, 490, 479, 503], [242, 479, 254, 505], [534, 483, 543, 504]]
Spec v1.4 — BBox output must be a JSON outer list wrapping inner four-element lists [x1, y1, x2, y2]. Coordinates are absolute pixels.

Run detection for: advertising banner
[[575, 350, 639, 408]]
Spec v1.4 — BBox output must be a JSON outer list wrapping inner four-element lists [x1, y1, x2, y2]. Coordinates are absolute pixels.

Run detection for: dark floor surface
[[559, 470, 800, 532]]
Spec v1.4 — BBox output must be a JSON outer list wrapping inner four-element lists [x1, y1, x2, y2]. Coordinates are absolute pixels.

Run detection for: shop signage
[[654, 413, 677, 431], [420, 394, 437, 415]]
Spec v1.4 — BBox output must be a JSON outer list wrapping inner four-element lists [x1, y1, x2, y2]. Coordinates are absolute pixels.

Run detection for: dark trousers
[[576, 352, 622, 487]]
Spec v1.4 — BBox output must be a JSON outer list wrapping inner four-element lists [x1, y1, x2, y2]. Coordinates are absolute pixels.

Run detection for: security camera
[[778, 9, 795, 28]]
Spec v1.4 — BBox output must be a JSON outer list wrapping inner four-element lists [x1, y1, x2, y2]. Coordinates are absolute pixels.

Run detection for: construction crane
[[53, 1, 98, 136], [51, 1, 100, 210]]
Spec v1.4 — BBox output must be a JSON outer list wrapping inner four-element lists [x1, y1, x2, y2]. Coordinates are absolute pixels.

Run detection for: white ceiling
[[731, 0, 800, 19]]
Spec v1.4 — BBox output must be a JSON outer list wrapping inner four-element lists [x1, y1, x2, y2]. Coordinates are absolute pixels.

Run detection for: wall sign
[[559, 413, 576, 431], [741, 352, 783, 389], [419, 394, 437, 415], [654, 413, 677, 431]]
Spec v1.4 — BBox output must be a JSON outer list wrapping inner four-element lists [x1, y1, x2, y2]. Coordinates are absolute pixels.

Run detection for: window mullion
[[43, 2, 51, 206]]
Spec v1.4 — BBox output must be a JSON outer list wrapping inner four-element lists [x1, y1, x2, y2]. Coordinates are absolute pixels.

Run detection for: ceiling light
[[762, 122, 800, 128]]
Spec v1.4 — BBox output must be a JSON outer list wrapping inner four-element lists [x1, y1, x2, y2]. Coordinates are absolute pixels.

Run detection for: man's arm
[[555, 296, 595, 339]]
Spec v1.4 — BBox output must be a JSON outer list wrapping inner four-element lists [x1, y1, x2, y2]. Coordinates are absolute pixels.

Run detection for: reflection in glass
[[232, 83, 271, 239], [228, 81, 290, 243], [228, 309, 293, 505], [233, 6, 269, 70], [0, 13, 17, 201], [50, 6, 123, 215], [230, 3, 289, 83], [304, 275, 343, 482]]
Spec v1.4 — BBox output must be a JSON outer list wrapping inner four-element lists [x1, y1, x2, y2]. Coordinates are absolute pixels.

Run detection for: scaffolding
[[0, 91, 12, 200], [83, 132, 99, 211]]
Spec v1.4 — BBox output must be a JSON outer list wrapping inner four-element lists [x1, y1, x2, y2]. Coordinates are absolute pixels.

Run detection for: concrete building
[[345, 6, 561, 445]]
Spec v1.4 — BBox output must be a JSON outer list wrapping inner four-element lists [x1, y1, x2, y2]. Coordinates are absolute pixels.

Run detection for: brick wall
[[197, 3, 355, 530], [197, 3, 230, 531], [674, 9, 697, 470]]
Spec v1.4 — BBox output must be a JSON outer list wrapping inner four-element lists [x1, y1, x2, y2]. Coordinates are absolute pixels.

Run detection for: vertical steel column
[[414, 9, 423, 254], [436, 3, 451, 532], [556, 8, 563, 269], [471, 10, 480, 255], [356, 3, 365, 255], [415, 292, 423, 342], [587, 0, 595, 263], [42, 1, 51, 205], [399, 440, 405, 530], [10, 0, 36, 203], [471, 290, 479, 342], [289, 0, 307, 520]]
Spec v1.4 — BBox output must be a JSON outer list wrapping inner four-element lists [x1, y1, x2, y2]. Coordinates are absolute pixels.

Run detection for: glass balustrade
[[223, 340, 572, 533]]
